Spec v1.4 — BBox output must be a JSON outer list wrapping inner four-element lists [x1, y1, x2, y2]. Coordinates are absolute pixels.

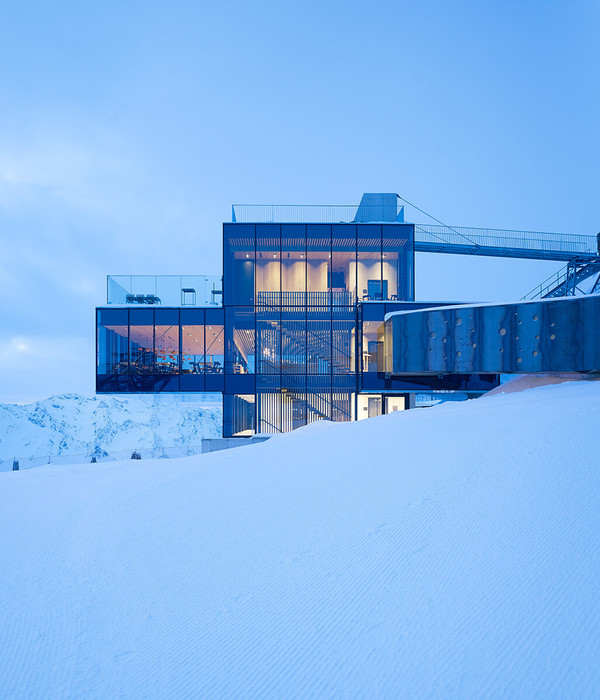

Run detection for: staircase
[[522, 256, 600, 300]]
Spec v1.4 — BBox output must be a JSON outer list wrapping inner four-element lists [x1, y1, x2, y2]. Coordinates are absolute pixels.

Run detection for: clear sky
[[1, 0, 598, 403]]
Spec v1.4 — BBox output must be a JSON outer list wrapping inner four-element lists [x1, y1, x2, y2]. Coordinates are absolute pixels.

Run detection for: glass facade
[[97, 308, 225, 393], [220, 222, 414, 436], [96, 220, 417, 436]]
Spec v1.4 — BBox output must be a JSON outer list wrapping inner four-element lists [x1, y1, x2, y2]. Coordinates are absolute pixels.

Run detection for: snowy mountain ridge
[[0, 393, 222, 464]]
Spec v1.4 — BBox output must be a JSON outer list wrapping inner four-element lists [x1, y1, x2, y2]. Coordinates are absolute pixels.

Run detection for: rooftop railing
[[107, 275, 223, 307], [232, 204, 404, 223]]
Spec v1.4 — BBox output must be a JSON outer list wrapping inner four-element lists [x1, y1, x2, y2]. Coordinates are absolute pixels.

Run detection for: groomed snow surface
[[1, 381, 600, 698]]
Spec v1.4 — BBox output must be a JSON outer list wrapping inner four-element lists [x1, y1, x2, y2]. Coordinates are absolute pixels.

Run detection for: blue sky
[[1, 0, 598, 402]]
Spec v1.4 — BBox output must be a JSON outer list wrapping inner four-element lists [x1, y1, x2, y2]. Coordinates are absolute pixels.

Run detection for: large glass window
[[129, 309, 154, 374], [331, 390, 353, 422], [280, 374, 307, 431], [181, 309, 205, 374], [306, 308, 331, 374], [362, 320, 384, 373], [306, 224, 331, 306], [257, 375, 282, 433], [205, 309, 224, 374], [224, 223, 255, 305], [226, 307, 255, 374], [306, 383, 331, 423], [97, 309, 128, 375], [382, 224, 413, 301], [331, 224, 356, 305], [357, 225, 382, 301], [256, 224, 281, 306], [155, 309, 180, 374], [256, 312, 280, 375], [281, 224, 306, 305], [281, 308, 306, 375], [224, 394, 255, 436], [332, 311, 355, 374]]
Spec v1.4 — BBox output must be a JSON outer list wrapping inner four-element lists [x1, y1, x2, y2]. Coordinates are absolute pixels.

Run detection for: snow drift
[[1, 381, 599, 698]]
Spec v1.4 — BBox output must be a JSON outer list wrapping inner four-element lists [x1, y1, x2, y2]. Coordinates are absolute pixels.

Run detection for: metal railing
[[415, 225, 596, 258], [522, 258, 600, 300], [232, 204, 403, 223], [522, 265, 570, 300], [256, 291, 354, 308], [107, 275, 222, 307]]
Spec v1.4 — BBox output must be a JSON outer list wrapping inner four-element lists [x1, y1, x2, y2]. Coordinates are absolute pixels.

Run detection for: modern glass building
[[96, 195, 498, 436]]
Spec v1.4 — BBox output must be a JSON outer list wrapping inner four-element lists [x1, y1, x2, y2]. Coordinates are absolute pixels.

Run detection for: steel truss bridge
[[414, 224, 595, 262], [414, 224, 599, 300]]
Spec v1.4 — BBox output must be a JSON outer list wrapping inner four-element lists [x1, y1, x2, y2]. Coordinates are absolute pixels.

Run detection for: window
[[306, 224, 331, 305], [155, 309, 179, 374], [129, 309, 154, 374], [281, 224, 306, 304], [224, 223, 255, 305], [357, 225, 382, 301], [331, 224, 356, 305], [181, 309, 205, 374], [382, 224, 413, 300], [224, 394, 255, 436], [256, 224, 281, 305], [362, 320, 384, 373], [97, 309, 128, 375], [226, 307, 255, 374], [205, 309, 224, 374]]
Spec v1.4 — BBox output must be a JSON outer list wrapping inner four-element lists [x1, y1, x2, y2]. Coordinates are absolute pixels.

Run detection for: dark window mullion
[[304, 224, 308, 425], [152, 309, 156, 376], [330, 225, 333, 420], [203, 309, 206, 374], [279, 224, 283, 432], [127, 308, 131, 375]]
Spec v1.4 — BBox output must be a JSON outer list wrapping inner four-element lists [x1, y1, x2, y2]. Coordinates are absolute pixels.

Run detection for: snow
[[1, 381, 600, 697], [0, 394, 222, 467], [487, 373, 597, 396]]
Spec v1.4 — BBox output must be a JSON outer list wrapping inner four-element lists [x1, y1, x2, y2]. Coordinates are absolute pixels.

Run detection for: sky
[[1, 0, 599, 403]]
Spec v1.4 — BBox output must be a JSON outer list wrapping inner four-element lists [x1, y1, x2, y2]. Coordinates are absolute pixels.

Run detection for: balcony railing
[[107, 275, 223, 307], [256, 291, 354, 308]]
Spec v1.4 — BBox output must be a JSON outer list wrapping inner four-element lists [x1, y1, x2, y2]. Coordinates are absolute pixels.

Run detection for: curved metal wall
[[385, 295, 600, 375]]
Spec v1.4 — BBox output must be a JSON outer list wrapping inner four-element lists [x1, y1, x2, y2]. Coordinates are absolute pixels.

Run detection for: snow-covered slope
[[1, 382, 599, 698], [0, 394, 222, 464]]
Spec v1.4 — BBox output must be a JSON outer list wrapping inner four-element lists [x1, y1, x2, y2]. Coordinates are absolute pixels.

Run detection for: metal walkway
[[414, 224, 597, 262]]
